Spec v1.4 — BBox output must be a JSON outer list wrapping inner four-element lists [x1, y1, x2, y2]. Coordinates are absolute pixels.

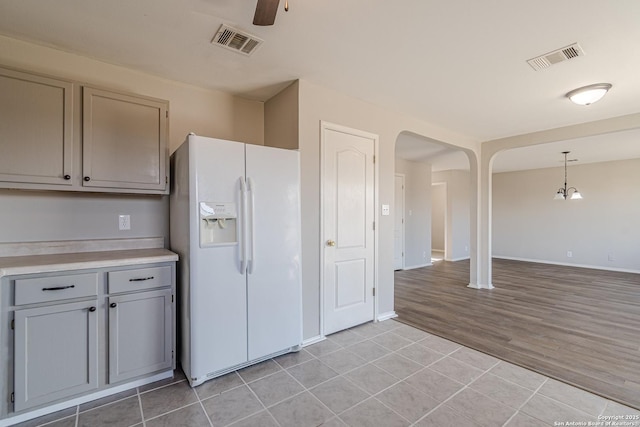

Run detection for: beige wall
[[431, 183, 446, 252], [493, 158, 640, 272], [432, 170, 471, 261], [0, 35, 264, 245], [265, 81, 299, 149], [395, 158, 432, 269]]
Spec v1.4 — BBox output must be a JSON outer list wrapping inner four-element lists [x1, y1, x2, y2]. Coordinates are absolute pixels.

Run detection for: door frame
[[319, 120, 379, 338], [394, 173, 405, 270]]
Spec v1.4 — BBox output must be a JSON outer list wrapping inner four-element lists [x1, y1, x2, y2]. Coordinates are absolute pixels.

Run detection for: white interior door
[[322, 122, 376, 335], [394, 174, 405, 270]]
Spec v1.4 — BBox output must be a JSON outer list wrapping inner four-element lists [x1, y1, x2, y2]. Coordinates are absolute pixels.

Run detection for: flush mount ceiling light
[[566, 83, 612, 106], [554, 151, 583, 200]]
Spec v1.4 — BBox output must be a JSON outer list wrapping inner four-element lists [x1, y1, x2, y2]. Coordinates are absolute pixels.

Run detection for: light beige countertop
[[0, 248, 178, 278]]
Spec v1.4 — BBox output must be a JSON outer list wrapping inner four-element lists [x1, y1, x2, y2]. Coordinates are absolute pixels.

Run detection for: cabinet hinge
[[373, 155, 376, 164], [165, 176, 168, 184], [171, 294, 174, 303], [166, 111, 169, 118], [372, 288, 376, 297], [10, 392, 14, 403], [373, 221, 375, 231], [10, 319, 14, 330], [171, 350, 174, 360]]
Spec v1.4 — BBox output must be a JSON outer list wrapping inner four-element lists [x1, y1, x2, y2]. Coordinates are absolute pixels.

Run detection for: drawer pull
[[89, 306, 96, 312], [42, 285, 75, 291], [110, 303, 117, 308], [129, 276, 154, 282]]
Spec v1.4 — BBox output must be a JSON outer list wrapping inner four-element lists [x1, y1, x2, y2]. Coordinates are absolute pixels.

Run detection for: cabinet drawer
[[15, 273, 98, 305], [108, 266, 171, 293]]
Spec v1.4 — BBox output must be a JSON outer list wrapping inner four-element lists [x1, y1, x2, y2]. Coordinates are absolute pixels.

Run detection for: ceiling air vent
[[211, 24, 263, 56], [526, 43, 585, 71]]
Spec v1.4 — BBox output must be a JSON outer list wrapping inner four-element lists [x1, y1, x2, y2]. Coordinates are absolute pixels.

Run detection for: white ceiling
[[1, 0, 640, 144]]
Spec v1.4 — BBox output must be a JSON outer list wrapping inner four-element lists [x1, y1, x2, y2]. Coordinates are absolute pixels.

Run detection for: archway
[[393, 131, 478, 284]]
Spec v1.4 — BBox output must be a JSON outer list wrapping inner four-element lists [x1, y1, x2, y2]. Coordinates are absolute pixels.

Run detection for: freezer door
[[245, 144, 302, 360], [189, 136, 249, 378]]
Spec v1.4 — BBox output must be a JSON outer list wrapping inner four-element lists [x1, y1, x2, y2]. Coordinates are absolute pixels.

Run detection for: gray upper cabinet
[[0, 68, 74, 186], [82, 87, 168, 192], [0, 66, 169, 194]]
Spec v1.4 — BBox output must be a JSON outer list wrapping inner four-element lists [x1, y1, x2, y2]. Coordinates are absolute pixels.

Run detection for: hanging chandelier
[[554, 151, 583, 200]]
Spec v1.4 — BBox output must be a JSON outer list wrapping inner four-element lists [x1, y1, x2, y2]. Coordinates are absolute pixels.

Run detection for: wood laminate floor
[[394, 258, 640, 410]]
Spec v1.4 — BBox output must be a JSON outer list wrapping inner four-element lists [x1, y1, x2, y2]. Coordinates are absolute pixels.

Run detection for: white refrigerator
[[170, 134, 302, 387]]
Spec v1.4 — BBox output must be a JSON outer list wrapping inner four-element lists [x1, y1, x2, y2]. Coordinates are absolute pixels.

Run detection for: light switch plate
[[381, 204, 390, 216], [118, 215, 131, 230]]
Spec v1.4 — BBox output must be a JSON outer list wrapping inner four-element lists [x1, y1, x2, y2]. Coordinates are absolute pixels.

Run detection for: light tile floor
[[14, 319, 640, 427]]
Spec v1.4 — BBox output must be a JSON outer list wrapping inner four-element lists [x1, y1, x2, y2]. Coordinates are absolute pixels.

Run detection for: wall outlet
[[423, 251, 426, 259], [608, 254, 615, 262], [566, 250, 573, 258], [381, 204, 390, 216], [465, 245, 469, 252], [118, 214, 131, 231]]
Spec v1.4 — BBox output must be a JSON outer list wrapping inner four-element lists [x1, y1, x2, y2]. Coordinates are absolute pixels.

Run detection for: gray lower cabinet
[[2, 260, 176, 419], [108, 289, 172, 383], [13, 301, 99, 411]]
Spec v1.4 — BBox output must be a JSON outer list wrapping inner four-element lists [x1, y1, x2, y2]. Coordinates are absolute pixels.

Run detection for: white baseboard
[[432, 249, 444, 253], [377, 311, 398, 322], [302, 335, 325, 347], [467, 282, 495, 290], [403, 262, 432, 270], [494, 255, 640, 274], [447, 256, 470, 262]]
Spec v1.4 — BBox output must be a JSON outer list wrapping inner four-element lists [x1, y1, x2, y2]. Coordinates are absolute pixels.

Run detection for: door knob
[[326, 240, 336, 247]]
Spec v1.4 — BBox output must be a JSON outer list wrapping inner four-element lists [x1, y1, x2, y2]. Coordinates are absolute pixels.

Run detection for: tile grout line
[[136, 388, 146, 427], [407, 357, 513, 426], [257, 360, 341, 426], [503, 376, 550, 426], [194, 384, 215, 427]]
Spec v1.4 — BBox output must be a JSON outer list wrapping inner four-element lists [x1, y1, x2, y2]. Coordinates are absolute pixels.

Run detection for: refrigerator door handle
[[247, 177, 256, 274], [239, 177, 248, 274]]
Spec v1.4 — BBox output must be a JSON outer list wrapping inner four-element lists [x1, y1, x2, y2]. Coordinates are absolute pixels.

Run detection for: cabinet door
[[14, 301, 99, 411], [108, 289, 172, 384], [82, 87, 168, 192], [0, 67, 73, 186]]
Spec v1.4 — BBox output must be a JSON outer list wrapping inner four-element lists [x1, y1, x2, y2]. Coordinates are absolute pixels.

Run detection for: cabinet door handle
[[42, 285, 75, 291], [84, 176, 91, 182], [89, 306, 97, 312], [110, 303, 117, 308], [129, 276, 154, 282], [63, 174, 71, 180]]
